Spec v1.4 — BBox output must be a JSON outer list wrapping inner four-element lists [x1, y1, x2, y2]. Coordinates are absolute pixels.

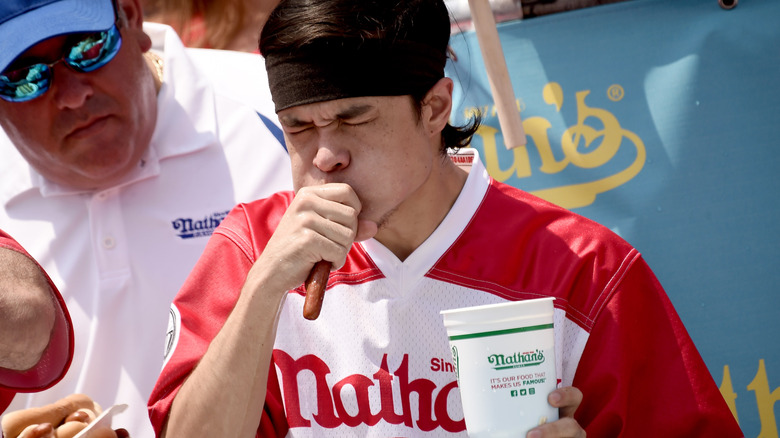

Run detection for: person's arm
[[0, 247, 56, 372], [571, 256, 743, 436], [160, 185, 376, 437], [161, 256, 288, 437]]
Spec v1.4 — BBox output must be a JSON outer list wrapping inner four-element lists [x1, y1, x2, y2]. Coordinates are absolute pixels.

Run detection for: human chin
[[62, 147, 141, 188], [64, 163, 135, 190], [358, 200, 394, 231]]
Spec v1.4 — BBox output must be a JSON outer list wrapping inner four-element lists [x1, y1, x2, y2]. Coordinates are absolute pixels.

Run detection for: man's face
[[278, 95, 440, 229], [0, 23, 157, 191]]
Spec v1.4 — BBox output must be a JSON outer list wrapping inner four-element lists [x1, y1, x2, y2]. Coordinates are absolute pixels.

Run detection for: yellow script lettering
[[466, 82, 646, 209], [747, 359, 780, 438], [719, 365, 740, 423], [561, 90, 622, 169]]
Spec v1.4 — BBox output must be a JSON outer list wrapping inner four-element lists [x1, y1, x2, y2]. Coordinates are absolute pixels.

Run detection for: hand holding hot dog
[[250, 183, 377, 313]]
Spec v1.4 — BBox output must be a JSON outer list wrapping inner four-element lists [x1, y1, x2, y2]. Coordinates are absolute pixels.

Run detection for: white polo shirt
[[0, 23, 292, 437]]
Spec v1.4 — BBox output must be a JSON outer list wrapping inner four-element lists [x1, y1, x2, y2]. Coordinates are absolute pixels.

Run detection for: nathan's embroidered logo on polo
[[171, 210, 229, 239]]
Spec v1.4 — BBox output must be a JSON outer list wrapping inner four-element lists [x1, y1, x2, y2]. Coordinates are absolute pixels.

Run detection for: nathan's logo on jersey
[[171, 210, 229, 239], [274, 350, 466, 433], [489, 349, 545, 370], [464, 82, 646, 209]]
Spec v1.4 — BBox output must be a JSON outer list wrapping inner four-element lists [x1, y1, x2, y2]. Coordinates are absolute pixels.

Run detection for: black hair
[[260, 0, 480, 152]]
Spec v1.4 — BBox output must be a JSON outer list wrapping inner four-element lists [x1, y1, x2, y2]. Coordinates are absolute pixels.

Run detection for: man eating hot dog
[[148, 0, 743, 436]]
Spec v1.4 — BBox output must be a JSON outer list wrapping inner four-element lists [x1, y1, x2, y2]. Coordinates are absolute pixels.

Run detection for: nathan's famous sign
[[464, 82, 646, 209]]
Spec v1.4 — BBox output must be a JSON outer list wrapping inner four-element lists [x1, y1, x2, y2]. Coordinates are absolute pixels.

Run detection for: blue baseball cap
[[0, 0, 116, 72]]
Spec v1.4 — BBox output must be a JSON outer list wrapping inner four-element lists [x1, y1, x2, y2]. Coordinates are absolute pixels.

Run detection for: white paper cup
[[441, 297, 558, 437]]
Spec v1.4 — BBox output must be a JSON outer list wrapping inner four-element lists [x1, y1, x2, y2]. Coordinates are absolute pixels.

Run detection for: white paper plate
[[72, 404, 128, 438]]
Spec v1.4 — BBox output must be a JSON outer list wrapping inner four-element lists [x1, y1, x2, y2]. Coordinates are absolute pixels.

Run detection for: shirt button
[[102, 236, 116, 249]]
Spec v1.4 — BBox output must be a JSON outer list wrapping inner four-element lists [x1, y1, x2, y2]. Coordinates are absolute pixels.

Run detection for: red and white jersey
[[150, 152, 741, 437]]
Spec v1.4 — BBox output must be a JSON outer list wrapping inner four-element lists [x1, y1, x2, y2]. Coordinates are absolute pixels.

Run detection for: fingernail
[[527, 430, 542, 438], [549, 391, 562, 405]]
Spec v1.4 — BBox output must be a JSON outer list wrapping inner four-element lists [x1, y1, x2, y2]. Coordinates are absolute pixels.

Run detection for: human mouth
[[66, 116, 111, 140]]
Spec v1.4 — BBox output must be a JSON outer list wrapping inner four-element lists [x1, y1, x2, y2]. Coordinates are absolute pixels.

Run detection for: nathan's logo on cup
[[441, 297, 558, 437], [488, 349, 545, 370]]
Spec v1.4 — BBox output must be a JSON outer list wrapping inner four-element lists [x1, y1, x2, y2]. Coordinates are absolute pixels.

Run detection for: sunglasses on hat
[[0, 24, 122, 103]]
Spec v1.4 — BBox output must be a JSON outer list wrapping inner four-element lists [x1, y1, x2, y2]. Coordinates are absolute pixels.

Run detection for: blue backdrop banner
[[444, 0, 779, 436]]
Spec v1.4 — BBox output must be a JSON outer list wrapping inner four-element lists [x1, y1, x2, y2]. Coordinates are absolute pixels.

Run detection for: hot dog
[[62, 411, 91, 425], [303, 260, 331, 320], [1, 394, 101, 438]]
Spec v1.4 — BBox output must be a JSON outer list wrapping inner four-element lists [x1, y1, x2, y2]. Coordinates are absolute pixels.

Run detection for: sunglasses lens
[[66, 25, 122, 73], [0, 64, 51, 102], [0, 25, 122, 103]]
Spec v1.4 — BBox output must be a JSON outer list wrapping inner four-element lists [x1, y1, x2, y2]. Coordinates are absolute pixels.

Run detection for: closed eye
[[341, 118, 372, 128], [284, 125, 313, 135], [278, 103, 377, 132], [280, 118, 314, 135]]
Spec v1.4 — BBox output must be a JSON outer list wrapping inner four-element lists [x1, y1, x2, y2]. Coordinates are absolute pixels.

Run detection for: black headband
[[265, 38, 447, 112]]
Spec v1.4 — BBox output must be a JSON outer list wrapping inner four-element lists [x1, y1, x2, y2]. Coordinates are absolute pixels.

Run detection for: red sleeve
[[146, 211, 254, 433], [572, 255, 744, 437], [0, 230, 73, 394], [148, 196, 293, 437], [0, 389, 15, 415]]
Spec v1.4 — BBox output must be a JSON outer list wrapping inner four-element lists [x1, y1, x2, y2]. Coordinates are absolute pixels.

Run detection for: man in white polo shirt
[[0, 0, 292, 436]]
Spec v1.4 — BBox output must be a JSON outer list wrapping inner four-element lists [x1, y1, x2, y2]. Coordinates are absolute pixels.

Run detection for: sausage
[[1, 394, 100, 438], [303, 261, 331, 320], [52, 408, 98, 438], [63, 410, 92, 425]]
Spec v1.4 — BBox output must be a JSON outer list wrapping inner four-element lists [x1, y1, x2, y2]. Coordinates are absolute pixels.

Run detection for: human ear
[[118, 0, 153, 52], [421, 77, 454, 135], [118, 0, 145, 30]]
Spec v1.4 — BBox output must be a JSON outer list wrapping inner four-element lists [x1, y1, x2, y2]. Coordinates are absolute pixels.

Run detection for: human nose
[[51, 64, 93, 109], [312, 131, 350, 173]]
